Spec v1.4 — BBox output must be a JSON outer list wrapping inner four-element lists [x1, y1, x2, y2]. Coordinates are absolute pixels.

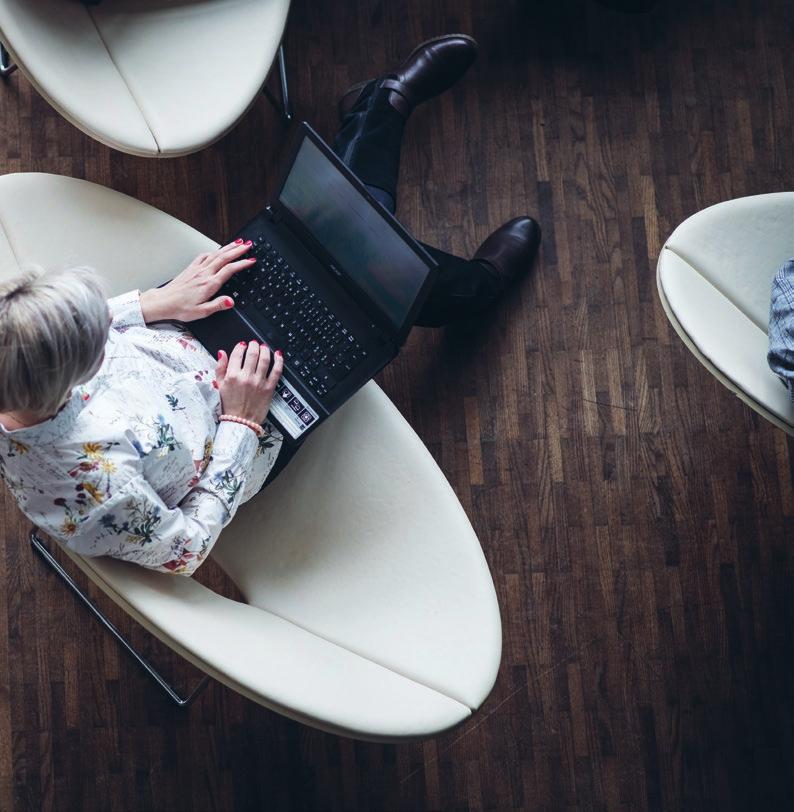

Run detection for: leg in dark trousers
[[332, 81, 504, 327]]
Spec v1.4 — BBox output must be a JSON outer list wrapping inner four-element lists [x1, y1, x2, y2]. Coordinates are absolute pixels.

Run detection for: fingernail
[[276, 349, 282, 357], [245, 239, 252, 246], [239, 341, 247, 347], [248, 257, 257, 262], [212, 380, 219, 389], [224, 297, 234, 308], [217, 351, 222, 360], [234, 238, 243, 244]]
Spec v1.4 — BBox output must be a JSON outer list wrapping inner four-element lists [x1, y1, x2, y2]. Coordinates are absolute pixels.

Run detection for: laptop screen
[[278, 136, 433, 333]]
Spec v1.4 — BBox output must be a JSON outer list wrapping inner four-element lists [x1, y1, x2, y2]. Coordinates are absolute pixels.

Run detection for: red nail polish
[[234, 238, 243, 244], [217, 351, 222, 360], [239, 341, 247, 347], [245, 239, 252, 246], [212, 380, 219, 389], [225, 297, 234, 308], [248, 257, 257, 262], [276, 349, 282, 357]]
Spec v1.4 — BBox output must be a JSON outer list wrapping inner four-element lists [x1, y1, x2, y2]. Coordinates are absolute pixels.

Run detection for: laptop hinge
[[267, 203, 398, 346]]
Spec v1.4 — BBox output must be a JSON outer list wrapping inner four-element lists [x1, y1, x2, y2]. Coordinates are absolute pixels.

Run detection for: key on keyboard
[[223, 239, 369, 398]]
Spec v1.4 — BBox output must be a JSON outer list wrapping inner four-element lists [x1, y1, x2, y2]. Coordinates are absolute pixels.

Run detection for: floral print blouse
[[0, 290, 283, 575]]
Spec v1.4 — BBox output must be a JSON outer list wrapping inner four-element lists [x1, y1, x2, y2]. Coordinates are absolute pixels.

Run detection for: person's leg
[[414, 244, 503, 327], [334, 104, 539, 327], [332, 81, 404, 215], [333, 35, 477, 216], [333, 100, 536, 327], [331, 81, 510, 327], [332, 49, 539, 328], [416, 217, 542, 326]]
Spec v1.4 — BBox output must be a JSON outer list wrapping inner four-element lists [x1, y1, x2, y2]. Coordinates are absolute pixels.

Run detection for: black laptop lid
[[275, 123, 437, 344]]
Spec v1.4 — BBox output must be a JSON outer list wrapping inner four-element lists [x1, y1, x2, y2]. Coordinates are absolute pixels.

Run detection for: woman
[[0, 35, 541, 575]]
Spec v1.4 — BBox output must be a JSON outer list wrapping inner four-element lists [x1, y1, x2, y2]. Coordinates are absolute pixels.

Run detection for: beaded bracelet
[[219, 414, 265, 438]]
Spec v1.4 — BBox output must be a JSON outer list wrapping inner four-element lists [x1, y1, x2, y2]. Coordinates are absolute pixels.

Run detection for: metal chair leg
[[0, 42, 17, 77], [30, 530, 210, 707], [264, 43, 292, 123]]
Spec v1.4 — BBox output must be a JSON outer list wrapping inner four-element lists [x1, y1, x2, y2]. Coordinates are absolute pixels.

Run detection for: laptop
[[188, 122, 438, 445]]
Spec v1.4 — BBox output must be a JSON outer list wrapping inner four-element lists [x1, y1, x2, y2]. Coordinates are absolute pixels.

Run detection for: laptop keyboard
[[223, 235, 368, 399]]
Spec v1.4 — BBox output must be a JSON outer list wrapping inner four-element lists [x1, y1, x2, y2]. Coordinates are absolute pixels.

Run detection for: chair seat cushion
[[212, 382, 503, 711], [0, 0, 290, 156], [71, 553, 473, 740], [657, 193, 794, 431]]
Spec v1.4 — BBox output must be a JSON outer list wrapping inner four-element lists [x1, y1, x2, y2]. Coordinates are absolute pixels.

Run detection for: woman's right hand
[[215, 341, 283, 425]]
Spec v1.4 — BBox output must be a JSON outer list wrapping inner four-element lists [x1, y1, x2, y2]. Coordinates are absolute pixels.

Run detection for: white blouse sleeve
[[108, 289, 146, 331], [60, 421, 258, 575]]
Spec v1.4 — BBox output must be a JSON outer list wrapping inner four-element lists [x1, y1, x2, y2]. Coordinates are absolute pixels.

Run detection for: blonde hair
[[0, 266, 109, 418]]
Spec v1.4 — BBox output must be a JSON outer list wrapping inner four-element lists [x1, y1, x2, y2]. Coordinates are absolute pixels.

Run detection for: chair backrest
[[0, 172, 218, 294]]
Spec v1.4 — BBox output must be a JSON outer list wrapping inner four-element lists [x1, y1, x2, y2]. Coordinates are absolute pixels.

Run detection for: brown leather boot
[[473, 217, 542, 291], [339, 34, 478, 120]]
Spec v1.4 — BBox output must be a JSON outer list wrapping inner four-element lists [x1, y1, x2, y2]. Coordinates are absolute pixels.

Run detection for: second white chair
[[657, 193, 794, 433], [0, 0, 292, 157]]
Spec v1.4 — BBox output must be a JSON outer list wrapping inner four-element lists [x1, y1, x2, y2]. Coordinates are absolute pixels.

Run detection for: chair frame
[[263, 44, 292, 122], [30, 528, 210, 707]]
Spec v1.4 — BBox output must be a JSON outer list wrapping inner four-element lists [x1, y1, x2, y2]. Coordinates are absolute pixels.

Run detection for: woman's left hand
[[139, 239, 257, 323]]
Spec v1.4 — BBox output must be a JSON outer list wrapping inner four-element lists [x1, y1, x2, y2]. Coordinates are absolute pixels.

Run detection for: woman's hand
[[139, 239, 257, 323], [215, 341, 283, 425]]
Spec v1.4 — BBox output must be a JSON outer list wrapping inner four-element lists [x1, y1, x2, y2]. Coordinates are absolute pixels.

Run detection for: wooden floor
[[2, 0, 794, 808]]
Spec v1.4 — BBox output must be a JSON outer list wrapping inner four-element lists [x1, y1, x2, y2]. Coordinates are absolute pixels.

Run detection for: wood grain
[[1, 0, 793, 809]]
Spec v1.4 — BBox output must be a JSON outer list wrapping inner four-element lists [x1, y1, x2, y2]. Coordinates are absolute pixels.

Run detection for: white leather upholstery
[[0, 173, 503, 739], [657, 193, 794, 432], [0, 0, 290, 157]]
